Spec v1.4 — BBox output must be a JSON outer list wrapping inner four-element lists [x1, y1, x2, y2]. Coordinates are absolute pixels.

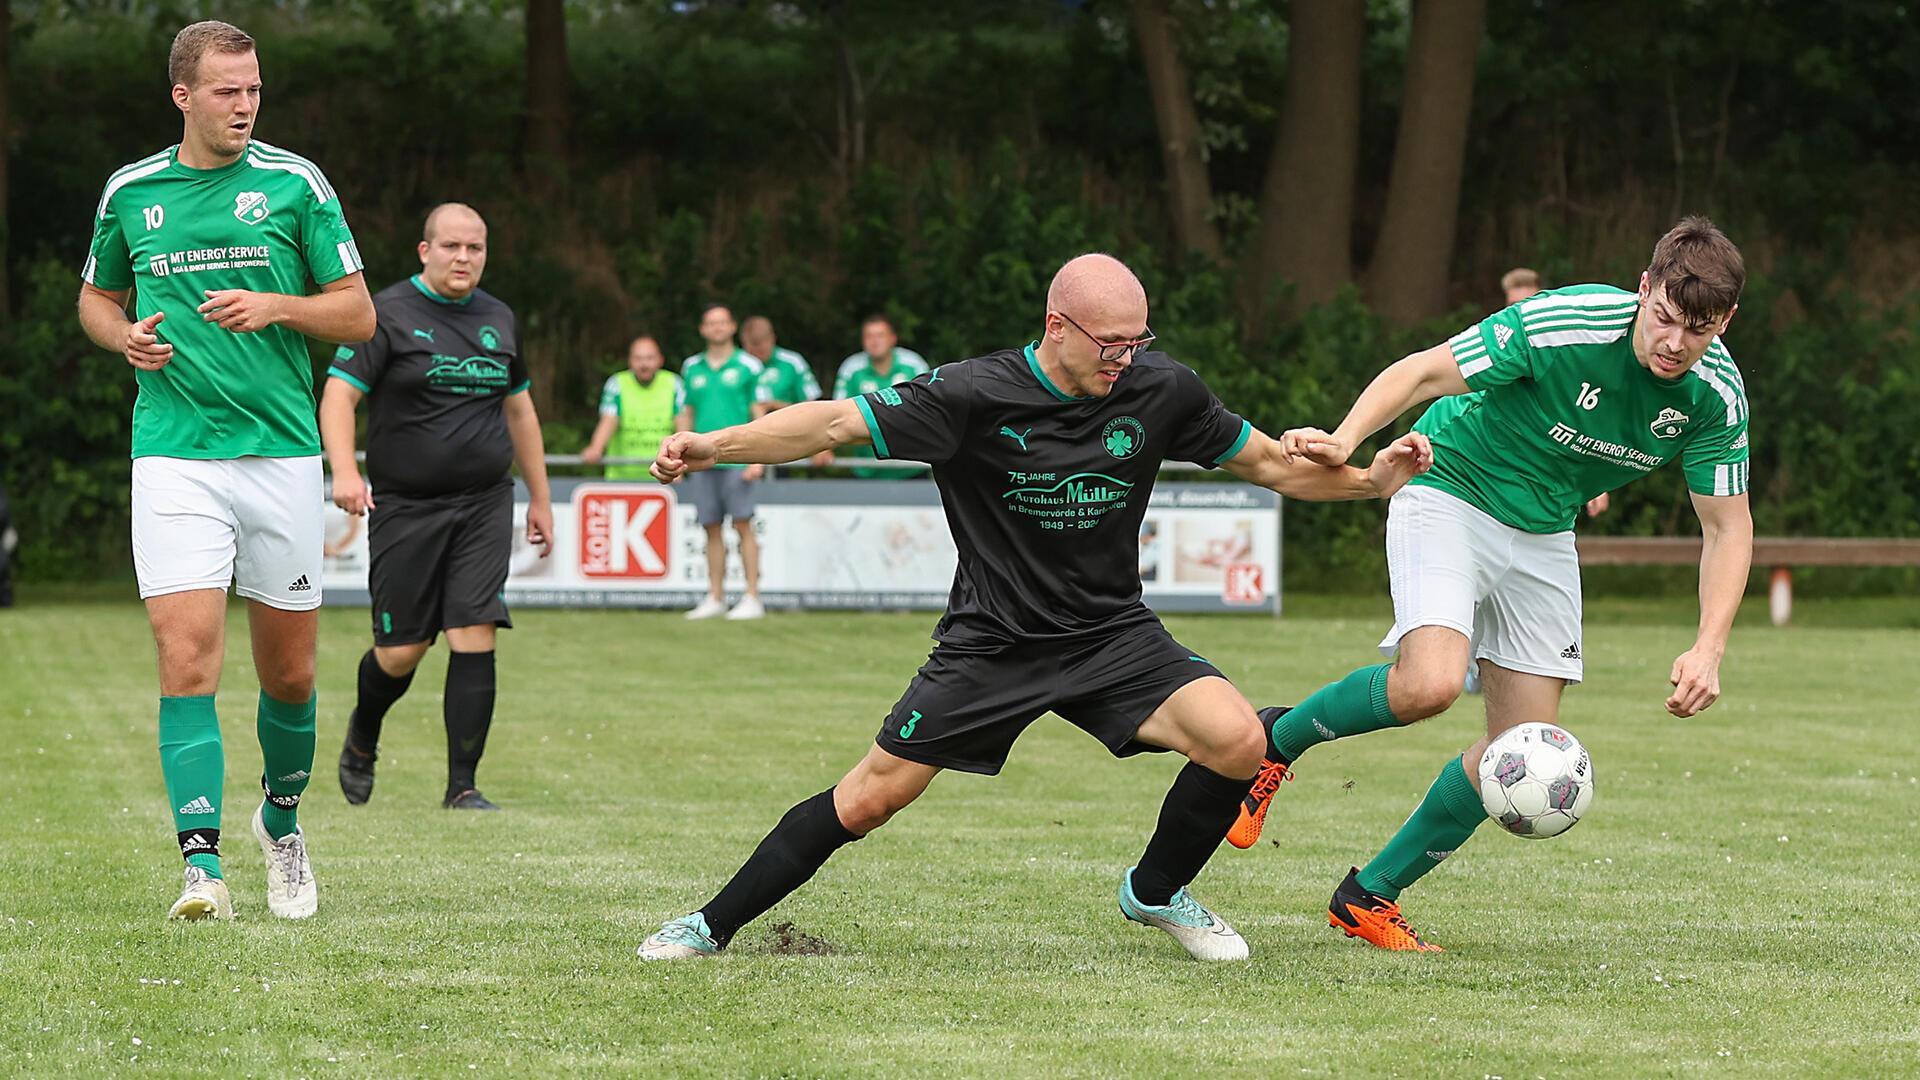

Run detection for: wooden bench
[[1577, 537, 1920, 625]]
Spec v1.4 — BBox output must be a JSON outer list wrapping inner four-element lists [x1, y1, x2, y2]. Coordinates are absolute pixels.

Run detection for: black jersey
[[327, 276, 528, 499], [853, 343, 1250, 649]]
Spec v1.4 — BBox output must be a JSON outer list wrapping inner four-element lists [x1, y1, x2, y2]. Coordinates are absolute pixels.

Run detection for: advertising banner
[[322, 477, 1281, 614]]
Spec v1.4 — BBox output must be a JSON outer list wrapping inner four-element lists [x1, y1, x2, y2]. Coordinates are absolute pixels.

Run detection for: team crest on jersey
[[232, 191, 270, 225], [1102, 416, 1146, 460], [1650, 407, 1690, 439], [478, 325, 501, 352]]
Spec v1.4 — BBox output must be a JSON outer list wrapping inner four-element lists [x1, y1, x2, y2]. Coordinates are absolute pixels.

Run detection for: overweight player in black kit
[[639, 255, 1432, 961], [320, 203, 554, 811]]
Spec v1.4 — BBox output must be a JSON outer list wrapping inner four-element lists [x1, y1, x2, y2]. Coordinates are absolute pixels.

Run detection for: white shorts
[[1378, 484, 1583, 683], [131, 456, 324, 611]]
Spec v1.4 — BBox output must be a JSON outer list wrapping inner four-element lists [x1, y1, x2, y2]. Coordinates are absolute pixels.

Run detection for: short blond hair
[[1500, 267, 1542, 293], [169, 21, 255, 89]]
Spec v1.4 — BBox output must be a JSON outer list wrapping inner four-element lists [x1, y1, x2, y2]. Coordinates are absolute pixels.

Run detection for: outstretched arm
[[1667, 491, 1753, 718], [1281, 342, 1468, 465], [1222, 427, 1433, 501], [652, 399, 872, 482]]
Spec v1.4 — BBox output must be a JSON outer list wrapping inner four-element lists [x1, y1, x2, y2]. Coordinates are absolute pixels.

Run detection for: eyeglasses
[[1054, 311, 1155, 363]]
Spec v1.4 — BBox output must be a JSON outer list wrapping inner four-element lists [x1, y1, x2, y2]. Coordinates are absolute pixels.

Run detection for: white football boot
[[1117, 866, 1250, 961], [252, 802, 318, 919], [167, 865, 234, 921]]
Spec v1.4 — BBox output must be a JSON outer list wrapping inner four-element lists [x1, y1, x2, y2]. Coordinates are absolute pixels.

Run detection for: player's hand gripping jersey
[[854, 344, 1251, 648], [1412, 284, 1750, 533], [84, 142, 363, 459]]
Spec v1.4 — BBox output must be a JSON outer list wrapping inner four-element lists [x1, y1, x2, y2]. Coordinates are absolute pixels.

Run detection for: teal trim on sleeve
[[1023, 341, 1085, 402], [1211, 419, 1253, 467], [508, 380, 532, 395], [327, 367, 372, 393], [853, 395, 891, 458]]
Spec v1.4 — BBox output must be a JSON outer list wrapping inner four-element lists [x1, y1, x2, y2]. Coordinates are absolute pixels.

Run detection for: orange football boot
[[1227, 706, 1295, 849], [1327, 867, 1442, 952], [1226, 757, 1293, 849]]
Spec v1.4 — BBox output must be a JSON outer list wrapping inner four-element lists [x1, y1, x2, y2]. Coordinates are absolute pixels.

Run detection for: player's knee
[[1395, 670, 1463, 721], [1216, 707, 1267, 776], [155, 634, 222, 695], [259, 664, 315, 704], [836, 782, 914, 835]]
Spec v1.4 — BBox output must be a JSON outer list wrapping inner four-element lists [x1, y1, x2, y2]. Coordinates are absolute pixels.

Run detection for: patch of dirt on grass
[[765, 922, 835, 956]]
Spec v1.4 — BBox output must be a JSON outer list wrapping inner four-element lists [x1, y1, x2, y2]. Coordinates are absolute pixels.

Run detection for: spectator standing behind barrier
[[744, 316, 832, 468], [833, 314, 929, 476], [322, 202, 554, 813], [581, 335, 679, 480], [1502, 267, 1543, 306], [678, 304, 767, 621]]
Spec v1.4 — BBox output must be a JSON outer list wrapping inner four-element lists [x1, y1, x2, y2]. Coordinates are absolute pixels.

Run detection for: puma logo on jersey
[[999, 426, 1032, 451], [412, 328, 436, 342]]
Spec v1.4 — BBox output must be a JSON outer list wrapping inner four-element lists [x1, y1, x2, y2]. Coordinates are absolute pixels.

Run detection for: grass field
[[2, 589, 1918, 1077]]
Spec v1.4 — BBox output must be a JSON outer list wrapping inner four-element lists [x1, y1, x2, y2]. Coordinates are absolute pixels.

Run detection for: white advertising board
[[322, 478, 1280, 613]]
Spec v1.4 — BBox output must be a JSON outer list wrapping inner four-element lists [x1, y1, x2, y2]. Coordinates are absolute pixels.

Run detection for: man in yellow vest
[[582, 335, 680, 480]]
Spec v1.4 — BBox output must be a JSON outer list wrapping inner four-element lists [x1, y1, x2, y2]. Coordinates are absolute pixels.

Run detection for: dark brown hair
[[1647, 216, 1744, 329], [169, 21, 255, 89]]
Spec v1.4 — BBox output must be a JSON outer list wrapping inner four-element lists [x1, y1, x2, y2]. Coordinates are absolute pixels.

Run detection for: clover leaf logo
[[1102, 416, 1145, 460]]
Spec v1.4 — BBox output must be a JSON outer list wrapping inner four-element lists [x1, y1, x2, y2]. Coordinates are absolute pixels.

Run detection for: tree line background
[[2, 0, 1917, 590]]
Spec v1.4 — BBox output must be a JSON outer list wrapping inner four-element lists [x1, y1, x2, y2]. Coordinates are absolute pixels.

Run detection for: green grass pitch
[[2, 591, 1917, 1077]]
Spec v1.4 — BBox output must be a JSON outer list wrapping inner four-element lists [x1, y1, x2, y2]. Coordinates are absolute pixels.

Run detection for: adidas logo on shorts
[[288, 575, 312, 592], [178, 796, 216, 815], [1560, 643, 1582, 660]]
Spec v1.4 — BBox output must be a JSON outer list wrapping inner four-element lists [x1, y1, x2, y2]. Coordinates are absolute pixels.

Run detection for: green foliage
[[4, 2, 1919, 588], [0, 260, 140, 579]]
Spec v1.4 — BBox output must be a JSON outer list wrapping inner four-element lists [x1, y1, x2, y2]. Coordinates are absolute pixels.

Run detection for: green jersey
[[833, 348, 930, 399], [676, 349, 764, 468], [1411, 284, 1750, 533], [83, 142, 363, 459], [834, 348, 931, 472], [754, 346, 821, 406]]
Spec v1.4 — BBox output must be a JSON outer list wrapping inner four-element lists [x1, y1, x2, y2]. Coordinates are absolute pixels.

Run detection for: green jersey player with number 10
[[75, 21, 375, 923], [1229, 218, 1754, 951]]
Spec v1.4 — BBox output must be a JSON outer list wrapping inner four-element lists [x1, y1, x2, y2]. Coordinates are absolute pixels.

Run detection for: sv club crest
[[233, 191, 270, 225], [1650, 407, 1690, 439]]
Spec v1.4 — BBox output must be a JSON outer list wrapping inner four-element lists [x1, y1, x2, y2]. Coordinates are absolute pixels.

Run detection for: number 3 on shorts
[[899, 710, 922, 739]]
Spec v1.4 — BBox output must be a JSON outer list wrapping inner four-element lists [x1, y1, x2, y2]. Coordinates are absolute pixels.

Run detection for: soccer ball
[[1477, 722, 1594, 839]]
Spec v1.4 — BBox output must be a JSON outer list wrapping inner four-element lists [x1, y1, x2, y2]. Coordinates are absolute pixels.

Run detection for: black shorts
[[367, 487, 514, 645], [875, 618, 1227, 775]]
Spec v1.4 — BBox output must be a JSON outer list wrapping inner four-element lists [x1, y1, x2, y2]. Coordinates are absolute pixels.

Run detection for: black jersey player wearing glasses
[[639, 254, 1431, 961]]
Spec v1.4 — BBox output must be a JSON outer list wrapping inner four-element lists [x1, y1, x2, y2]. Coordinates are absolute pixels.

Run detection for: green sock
[[1271, 663, 1397, 762], [257, 690, 316, 840], [1356, 756, 1485, 900], [159, 695, 224, 879]]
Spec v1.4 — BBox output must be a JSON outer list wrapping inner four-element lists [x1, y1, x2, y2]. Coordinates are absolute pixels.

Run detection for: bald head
[[1046, 254, 1148, 336], [418, 202, 488, 299], [423, 202, 486, 243]]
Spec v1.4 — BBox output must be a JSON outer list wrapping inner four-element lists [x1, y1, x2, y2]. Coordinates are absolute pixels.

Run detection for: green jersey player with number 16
[[75, 21, 375, 923], [1229, 218, 1754, 952]]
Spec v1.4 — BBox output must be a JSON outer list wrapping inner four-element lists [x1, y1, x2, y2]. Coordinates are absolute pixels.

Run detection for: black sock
[[701, 789, 860, 948], [1131, 761, 1251, 906], [348, 649, 414, 752], [444, 650, 496, 794]]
